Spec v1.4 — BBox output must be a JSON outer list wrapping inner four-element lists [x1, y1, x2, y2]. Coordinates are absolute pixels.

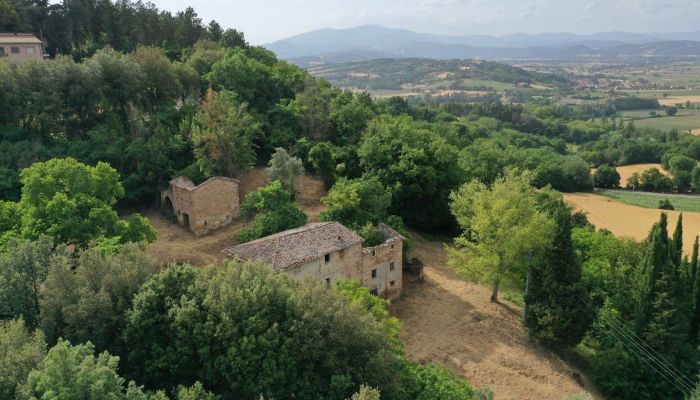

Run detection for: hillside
[[266, 25, 700, 62], [305, 58, 567, 94], [147, 169, 601, 399], [391, 233, 601, 400]]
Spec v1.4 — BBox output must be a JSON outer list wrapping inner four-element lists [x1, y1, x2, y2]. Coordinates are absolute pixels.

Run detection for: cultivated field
[[613, 163, 668, 186], [658, 95, 700, 106], [618, 109, 700, 132], [597, 189, 700, 212], [564, 192, 700, 254], [390, 233, 600, 400]]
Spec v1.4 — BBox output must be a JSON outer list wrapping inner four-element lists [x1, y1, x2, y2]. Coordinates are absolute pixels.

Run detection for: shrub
[[236, 181, 307, 242], [658, 199, 675, 210]]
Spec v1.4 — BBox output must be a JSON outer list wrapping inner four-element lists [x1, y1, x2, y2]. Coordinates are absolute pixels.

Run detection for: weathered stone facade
[[221, 222, 404, 299], [361, 223, 404, 299], [161, 176, 240, 236]]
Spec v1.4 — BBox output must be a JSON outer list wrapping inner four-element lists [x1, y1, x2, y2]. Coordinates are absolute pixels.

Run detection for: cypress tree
[[640, 215, 696, 399], [635, 214, 670, 332], [525, 193, 592, 347], [691, 237, 700, 343], [671, 214, 683, 269]]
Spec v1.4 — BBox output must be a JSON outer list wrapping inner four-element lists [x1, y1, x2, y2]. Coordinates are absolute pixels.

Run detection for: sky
[[150, 0, 700, 44]]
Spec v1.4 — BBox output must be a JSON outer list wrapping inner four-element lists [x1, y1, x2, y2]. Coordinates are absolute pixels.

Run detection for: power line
[[580, 300, 693, 395], [578, 294, 696, 389], [578, 296, 695, 396]]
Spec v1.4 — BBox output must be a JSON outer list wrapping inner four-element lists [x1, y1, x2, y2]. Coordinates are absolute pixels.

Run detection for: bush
[[593, 164, 620, 188], [658, 199, 675, 210], [236, 181, 307, 242]]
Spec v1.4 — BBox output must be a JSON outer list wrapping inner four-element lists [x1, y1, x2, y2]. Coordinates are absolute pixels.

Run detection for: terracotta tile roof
[[221, 222, 363, 271], [0, 33, 42, 44], [169, 176, 239, 191]]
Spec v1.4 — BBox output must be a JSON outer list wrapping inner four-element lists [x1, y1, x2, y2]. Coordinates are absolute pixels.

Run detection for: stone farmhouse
[[161, 176, 240, 236], [0, 33, 43, 60], [221, 222, 404, 299]]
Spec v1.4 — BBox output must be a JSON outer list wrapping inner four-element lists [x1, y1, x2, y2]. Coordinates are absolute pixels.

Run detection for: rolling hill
[[265, 25, 700, 63]]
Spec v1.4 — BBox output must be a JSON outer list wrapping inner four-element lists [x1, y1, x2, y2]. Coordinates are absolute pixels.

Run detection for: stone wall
[[361, 231, 403, 299], [286, 243, 364, 286], [161, 176, 240, 236]]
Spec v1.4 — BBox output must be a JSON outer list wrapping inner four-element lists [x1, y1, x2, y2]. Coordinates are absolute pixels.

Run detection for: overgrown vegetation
[[5, 1, 700, 399]]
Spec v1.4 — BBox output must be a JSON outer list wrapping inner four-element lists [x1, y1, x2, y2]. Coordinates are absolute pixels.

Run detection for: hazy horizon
[[149, 0, 700, 45]]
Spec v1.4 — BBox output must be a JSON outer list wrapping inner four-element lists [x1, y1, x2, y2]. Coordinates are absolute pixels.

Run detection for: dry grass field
[[390, 233, 601, 400], [564, 192, 700, 254], [658, 96, 700, 106], [614, 163, 668, 186]]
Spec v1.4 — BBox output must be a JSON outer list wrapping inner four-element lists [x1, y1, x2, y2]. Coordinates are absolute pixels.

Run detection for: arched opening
[[182, 213, 190, 230], [162, 196, 175, 218]]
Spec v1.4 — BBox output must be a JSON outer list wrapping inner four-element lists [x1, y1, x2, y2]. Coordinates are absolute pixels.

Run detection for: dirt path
[[390, 233, 601, 400]]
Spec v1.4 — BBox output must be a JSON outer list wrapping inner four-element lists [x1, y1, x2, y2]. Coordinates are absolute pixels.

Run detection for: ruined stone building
[[221, 222, 404, 298], [161, 176, 240, 236]]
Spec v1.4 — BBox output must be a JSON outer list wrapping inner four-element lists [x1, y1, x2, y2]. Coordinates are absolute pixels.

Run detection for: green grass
[[597, 189, 700, 212], [622, 89, 700, 99], [618, 109, 700, 132]]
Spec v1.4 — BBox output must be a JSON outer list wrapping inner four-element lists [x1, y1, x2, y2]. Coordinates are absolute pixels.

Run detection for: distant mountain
[[265, 25, 700, 63]]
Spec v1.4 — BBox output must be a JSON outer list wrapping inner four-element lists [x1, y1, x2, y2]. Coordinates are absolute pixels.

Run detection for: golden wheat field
[[564, 192, 700, 254], [658, 95, 700, 106], [613, 164, 669, 186]]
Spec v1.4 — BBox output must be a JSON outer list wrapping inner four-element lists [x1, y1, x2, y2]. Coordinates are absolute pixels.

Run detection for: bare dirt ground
[[390, 233, 601, 400], [691, 128, 700, 136], [564, 192, 700, 254], [145, 169, 326, 266]]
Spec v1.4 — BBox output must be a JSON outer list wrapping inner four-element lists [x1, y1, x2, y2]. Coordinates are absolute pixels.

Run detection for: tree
[[308, 142, 336, 189], [448, 169, 555, 302], [19, 339, 157, 400], [265, 148, 304, 192], [39, 244, 159, 358], [658, 199, 675, 210], [525, 190, 592, 347], [0, 319, 46, 400], [0, 236, 53, 328], [125, 261, 406, 400], [321, 176, 391, 229], [626, 172, 641, 190], [593, 165, 621, 188], [190, 89, 259, 177], [220, 29, 247, 48], [236, 181, 307, 242], [666, 106, 678, 116], [669, 155, 696, 192], [350, 386, 381, 400], [639, 168, 674, 192], [359, 115, 463, 231], [14, 158, 155, 247]]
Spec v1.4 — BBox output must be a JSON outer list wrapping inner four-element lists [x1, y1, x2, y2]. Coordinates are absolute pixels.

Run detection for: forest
[[4, 1, 700, 399]]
